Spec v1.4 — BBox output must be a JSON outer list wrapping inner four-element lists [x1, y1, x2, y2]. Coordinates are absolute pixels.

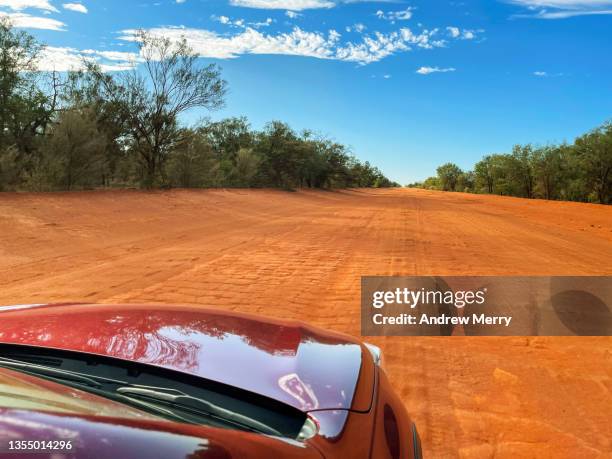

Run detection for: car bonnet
[[0, 303, 373, 413]]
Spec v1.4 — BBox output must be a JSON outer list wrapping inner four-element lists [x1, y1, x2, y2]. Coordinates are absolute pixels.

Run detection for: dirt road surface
[[1, 188, 611, 458]]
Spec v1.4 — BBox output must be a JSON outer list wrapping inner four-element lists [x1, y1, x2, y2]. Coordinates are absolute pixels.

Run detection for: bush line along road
[[0, 187, 610, 458]]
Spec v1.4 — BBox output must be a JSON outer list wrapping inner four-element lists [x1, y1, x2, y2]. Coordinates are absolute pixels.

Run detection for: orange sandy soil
[[0, 188, 611, 458]]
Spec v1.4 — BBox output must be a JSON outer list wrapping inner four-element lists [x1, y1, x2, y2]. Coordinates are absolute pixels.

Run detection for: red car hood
[[0, 303, 371, 413]]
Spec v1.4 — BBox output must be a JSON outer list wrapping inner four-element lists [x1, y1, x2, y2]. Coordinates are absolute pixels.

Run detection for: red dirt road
[[0, 188, 611, 458]]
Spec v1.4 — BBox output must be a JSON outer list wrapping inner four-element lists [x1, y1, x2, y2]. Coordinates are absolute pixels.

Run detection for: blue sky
[[1, 0, 611, 183]]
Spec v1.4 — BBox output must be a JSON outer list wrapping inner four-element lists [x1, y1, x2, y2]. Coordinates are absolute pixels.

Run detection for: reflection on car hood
[[0, 303, 365, 412]]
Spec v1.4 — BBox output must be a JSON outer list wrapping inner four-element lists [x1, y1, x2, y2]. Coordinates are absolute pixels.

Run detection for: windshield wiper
[[0, 357, 284, 437], [0, 358, 106, 388], [116, 385, 282, 437]]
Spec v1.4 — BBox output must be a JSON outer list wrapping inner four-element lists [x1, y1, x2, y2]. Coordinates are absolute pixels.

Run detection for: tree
[[0, 19, 60, 158], [0, 145, 20, 190], [531, 145, 565, 200], [422, 176, 441, 190], [201, 117, 253, 161], [166, 129, 217, 188], [87, 30, 227, 187], [232, 148, 260, 187], [457, 171, 475, 192], [574, 124, 612, 204], [37, 108, 107, 190], [510, 144, 535, 198], [474, 155, 496, 193], [436, 163, 463, 191], [256, 121, 300, 188]]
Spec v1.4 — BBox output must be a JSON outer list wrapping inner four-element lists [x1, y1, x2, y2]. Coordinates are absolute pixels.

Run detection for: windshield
[[0, 344, 309, 440]]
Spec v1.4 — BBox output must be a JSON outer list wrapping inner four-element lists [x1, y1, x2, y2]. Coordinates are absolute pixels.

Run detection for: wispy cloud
[[527, 8, 612, 17], [345, 22, 366, 33], [416, 66, 456, 75], [285, 10, 301, 18], [533, 70, 565, 76], [213, 14, 273, 28], [0, 11, 65, 30], [35, 46, 140, 72], [119, 25, 458, 65], [229, 0, 335, 10], [62, 2, 87, 13], [375, 7, 415, 22], [508, 0, 612, 7], [229, 0, 404, 10], [507, 0, 612, 18], [0, 0, 58, 12], [446, 26, 482, 39]]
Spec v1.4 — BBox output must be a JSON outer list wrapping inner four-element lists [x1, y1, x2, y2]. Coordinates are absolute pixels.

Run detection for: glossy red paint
[[0, 409, 322, 459], [0, 304, 373, 413], [0, 304, 420, 458]]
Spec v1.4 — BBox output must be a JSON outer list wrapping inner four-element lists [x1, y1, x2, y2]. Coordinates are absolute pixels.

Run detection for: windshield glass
[[0, 366, 162, 421], [0, 344, 308, 439]]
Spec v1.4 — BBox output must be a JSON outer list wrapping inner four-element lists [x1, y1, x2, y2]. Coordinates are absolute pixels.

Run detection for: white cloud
[[507, 0, 612, 18], [62, 2, 87, 13], [0, 11, 65, 30], [229, 0, 334, 10], [446, 26, 482, 40], [416, 66, 456, 75], [119, 25, 450, 65], [81, 49, 141, 62], [285, 10, 301, 18], [533, 70, 565, 76], [36, 46, 84, 71], [212, 14, 273, 28], [446, 26, 460, 37], [508, 0, 612, 7], [528, 7, 612, 16], [375, 7, 415, 22], [0, 0, 58, 12], [345, 22, 366, 33], [36, 46, 139, 72]]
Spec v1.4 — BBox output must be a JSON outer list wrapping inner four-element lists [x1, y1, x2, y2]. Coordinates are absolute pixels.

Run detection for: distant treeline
[[410, 123, 611, 204], [0, 20, 397, 192]]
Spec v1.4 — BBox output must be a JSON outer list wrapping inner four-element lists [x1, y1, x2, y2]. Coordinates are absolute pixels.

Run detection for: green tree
[[474, 155, 496, 193], [201, 117, 253, 161], [510, 144, 535, 198], [436, 162, 463, 191], [37, 108, 107, 190], [0, 19, 60, 165], [87, 30, 227, 188], [166, 130, 218, 188], [232, 148, 261, 187], [457, 171, 475, 192], [574, 124, 612, 204], [531, 145, 565, 200], [256, 121, 300, 188], [0, 145, 20, 190], [422, 176, 441, 190]]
